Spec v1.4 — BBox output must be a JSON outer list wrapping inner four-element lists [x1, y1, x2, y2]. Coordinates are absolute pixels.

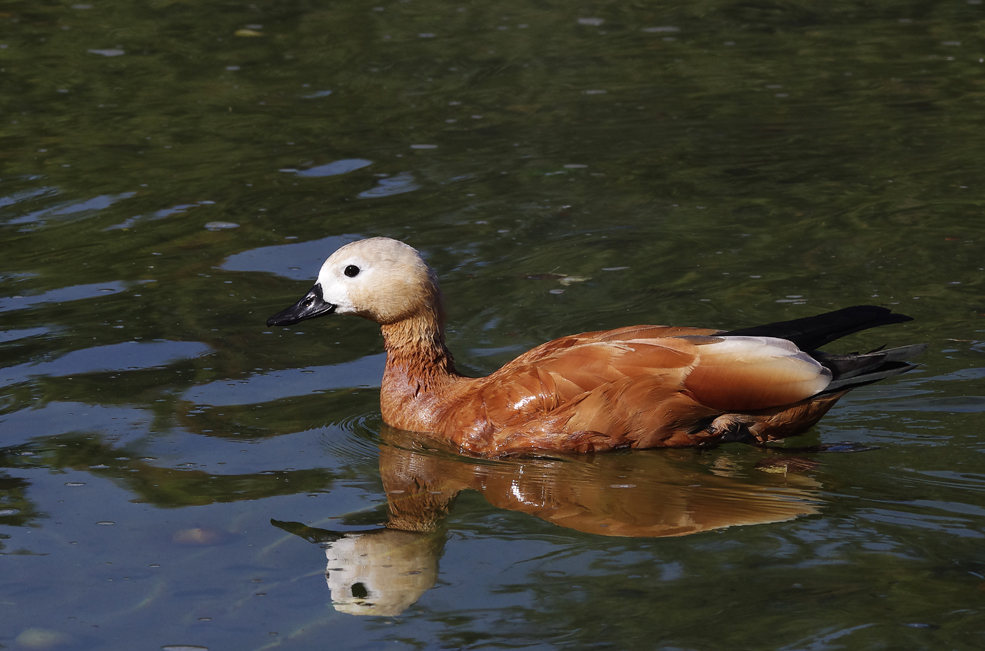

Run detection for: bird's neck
[[379, 311, 461, 405]]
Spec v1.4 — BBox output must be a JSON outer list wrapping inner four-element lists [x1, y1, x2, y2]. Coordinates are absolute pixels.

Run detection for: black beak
[[266, 284, 336, 326]]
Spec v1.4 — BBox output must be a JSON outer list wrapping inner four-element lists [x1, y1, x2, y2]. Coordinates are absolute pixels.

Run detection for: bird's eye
[[303, 296, 313, 307], [344, 265, 360, 278]]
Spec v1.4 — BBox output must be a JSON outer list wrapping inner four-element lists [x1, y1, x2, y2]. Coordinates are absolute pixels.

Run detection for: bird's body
[[268, 237, 925, 456]]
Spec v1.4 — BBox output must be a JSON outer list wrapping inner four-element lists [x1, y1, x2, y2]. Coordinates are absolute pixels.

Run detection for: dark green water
[[2, 1, 985, 649]]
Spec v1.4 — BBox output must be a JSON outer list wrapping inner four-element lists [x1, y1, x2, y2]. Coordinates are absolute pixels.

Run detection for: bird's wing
[[500, 325, 721, 367], [475, 333, 833, 429], [476, 336, 698, 427]]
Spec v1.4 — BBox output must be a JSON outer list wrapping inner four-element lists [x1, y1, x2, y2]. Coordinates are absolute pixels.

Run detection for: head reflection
[[324, 528, 442, 616], [274, 425, 822, 616]]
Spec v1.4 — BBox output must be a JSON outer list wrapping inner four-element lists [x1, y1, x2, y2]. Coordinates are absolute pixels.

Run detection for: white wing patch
[[685, 336, 832, 411], [700, 336, 819, 365]]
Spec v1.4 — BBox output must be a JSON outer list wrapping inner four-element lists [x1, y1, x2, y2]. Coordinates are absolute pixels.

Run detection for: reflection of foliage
[[34, 434, 337, 508], [0, 473, 43, 530], [0, 447, 47, 550], [424, 541, 984, 651], [176, 387, 381, 439]]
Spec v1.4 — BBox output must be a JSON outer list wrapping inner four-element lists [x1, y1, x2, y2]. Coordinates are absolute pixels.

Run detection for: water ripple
[[0, 281, 132, 313], [279, 158, 372, 177], [0, 340, 212, 389], [182, 353, 385, 406], [222, 234, 360, 280], [358, 172, 419, 198], [4, 191, 136, 226]]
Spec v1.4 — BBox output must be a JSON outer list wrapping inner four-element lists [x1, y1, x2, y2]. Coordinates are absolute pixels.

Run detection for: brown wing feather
[[500, 325, 720, 368], [477, 337, 700, 424], [591, 325, 722, 342], [486, 376, 718, 453]]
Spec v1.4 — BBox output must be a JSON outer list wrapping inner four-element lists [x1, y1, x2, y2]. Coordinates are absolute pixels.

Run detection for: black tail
[[723, 305, 913, 351], [814, 344, 927, 392], [723, 305, 927, 392]]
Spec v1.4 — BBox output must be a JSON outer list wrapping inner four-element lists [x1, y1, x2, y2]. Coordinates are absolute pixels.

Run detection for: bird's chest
[[378, 366, 462, 431]]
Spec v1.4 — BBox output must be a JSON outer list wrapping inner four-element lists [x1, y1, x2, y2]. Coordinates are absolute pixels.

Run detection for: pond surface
[[2, 1, 985, 649]]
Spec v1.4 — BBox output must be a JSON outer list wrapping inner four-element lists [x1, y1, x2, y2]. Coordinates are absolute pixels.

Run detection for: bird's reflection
[[273, 425, 822, 616]]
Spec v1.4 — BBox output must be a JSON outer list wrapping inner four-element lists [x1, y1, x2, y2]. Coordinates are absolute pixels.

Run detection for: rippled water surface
[[2, 1, 985, 649]]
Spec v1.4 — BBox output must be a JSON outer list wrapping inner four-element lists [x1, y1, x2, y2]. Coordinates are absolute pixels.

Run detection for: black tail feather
[[722, 305, 913, 352], [723, 306, 926, 392], [822, 361, 920, 392], [815, 343, 929, 381], [818, 344, 928, 391]]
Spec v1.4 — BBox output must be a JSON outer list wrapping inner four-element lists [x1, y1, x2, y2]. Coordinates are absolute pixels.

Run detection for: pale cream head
[[316, 237, 442, 325]]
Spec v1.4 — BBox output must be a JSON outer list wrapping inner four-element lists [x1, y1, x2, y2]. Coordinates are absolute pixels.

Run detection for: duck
[[267, 237, 926, 456]]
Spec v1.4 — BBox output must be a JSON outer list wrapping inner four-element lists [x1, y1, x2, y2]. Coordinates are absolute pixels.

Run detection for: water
[[2, 1, 985, 649]]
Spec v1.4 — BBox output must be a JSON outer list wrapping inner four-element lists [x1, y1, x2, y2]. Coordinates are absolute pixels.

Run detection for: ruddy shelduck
[[267, 237, 926, 456]]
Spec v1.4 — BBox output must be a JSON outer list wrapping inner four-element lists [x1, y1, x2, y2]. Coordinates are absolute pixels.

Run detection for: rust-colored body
[[380, 318, 843, 456]]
